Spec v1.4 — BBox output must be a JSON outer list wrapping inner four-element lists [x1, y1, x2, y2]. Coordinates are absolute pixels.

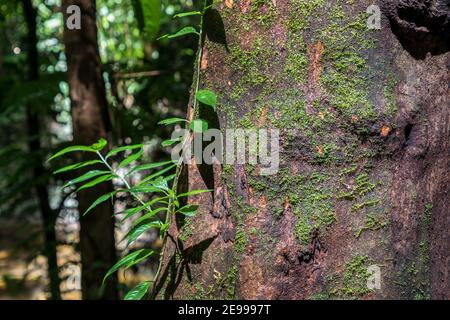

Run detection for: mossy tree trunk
[[156, 0, 449, 299], [62, 0, 118, 300]]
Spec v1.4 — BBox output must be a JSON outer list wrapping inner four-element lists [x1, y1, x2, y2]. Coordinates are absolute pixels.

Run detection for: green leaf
[[189, 119, 208, 133], [177, 204, 199, 217], [145, 196, 170, 206], [177, 189, 212, 198], [63, 170, 110, 188], [196, 89, 217, 110], [160, 223, 170, 236], [118, 206, 146, 220], [76, 174, 113, 192], [106, 144, 143, 159], [140, 163, 177, 184], [127, 160, 173, 175], [119, 196, 169, 221], [173, 11, 201, 18], [53, 160, 102, 174], [151, 176, 168, 191], [90, 138, 108, 151], [166, 174, 176, 183], [103, 249, 154, 284], [124, 281, 151, 300], [47, 145, 95, 162], [161, 138, 181, 147], [140, 0, 161, 41], [83, 191, 117, 216], [127, 186, 165, 194], [169, 27, 199, 38], [133, 207, 168, 226], [158, 118, 186, 126], [159, 27, 199, 40], [125, 220, 162, 245], [119, 148, 144, 168]]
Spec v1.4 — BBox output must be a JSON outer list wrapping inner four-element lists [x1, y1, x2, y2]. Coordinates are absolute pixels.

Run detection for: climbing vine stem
[[48, 1, 216, 301], [150, 0, 209, 298]]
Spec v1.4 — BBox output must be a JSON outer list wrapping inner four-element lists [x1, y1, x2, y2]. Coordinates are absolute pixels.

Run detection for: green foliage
[[173, 11, 202, 18], [189, 119, 208, 133], [62, 170, 111, 189], [161, 138, 181, 147], [53, 160, 102, 174], [125, 221, 163, 245], [159, 26, 199, 40], [177, 189, 212, 198], [157, 3, 218, 140], [106, 144, 143, 159], [76, 174, 113, 192], [118, 147, 144, 168], [158, 117, 186, 126], [49, 129, 210, 299], [0, 0, 210, 299], [84, 191, 118, 216], [196, 89, 217, 111], [91, 138, 108, 151], [103, 249, 155, 284], [177, 204, 199, 217], [0, 73, 66, 116], [124, 281, 151, 300], [132, 0, 161, 41], [0, 0, 205, 300], [47, 145, 97, 162], [127, 160, 173, 175]]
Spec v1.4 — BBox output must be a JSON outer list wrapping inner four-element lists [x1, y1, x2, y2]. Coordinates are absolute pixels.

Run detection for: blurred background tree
[[0, 0, 199, 299]]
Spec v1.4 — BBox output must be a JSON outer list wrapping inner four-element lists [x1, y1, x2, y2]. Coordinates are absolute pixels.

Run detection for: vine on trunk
[[49, 1, 218, 300]]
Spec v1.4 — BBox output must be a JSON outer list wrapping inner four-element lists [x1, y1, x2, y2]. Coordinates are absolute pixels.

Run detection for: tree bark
[[62, 0, 118, 300], [156, 0, 449, 299], [21, 0, 61, 300]]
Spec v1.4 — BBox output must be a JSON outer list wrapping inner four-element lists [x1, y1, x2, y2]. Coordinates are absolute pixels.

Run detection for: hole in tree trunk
[[381, 0, 450, 59], [404, 123, 414, 141]]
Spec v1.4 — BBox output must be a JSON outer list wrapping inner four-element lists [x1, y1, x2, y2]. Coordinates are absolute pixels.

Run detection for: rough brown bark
[[156, 0, 449, 299], [62, 0, 118, 300], [21, 0, 61, 300]]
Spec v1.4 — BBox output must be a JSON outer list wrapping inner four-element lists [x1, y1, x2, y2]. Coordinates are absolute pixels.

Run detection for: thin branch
[[112, 70, 162, 79]]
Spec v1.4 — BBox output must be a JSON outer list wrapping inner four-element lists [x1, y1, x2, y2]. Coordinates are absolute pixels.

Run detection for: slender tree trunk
[[21, 0, 61, 300], [62, 0, 118, 300], [156, 0, 449, 299], [0, 44, 3, 77]]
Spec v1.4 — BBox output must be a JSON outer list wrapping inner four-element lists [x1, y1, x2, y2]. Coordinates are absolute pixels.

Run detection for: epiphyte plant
[[48, 136, 210, 300], [48, 1, 218, 300]]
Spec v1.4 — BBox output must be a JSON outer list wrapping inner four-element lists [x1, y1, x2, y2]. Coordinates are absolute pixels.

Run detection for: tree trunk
[[156, 0, 449, 299], [21, 0, 61, 300], [62, 0, 118, 300], [0, 43, 3, 77]]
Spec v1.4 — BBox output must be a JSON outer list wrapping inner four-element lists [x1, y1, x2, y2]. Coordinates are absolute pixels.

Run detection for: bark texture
[[62, 0, 118, 300], [156, 0, 449, 299]]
